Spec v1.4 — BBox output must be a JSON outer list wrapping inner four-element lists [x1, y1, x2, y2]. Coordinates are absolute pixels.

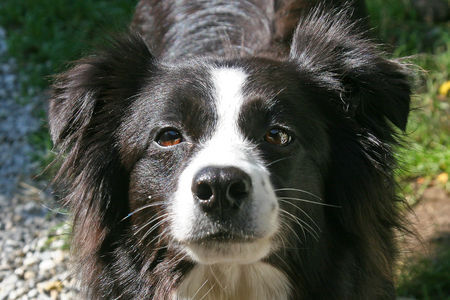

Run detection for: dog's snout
[[192, 167, 252, 215]]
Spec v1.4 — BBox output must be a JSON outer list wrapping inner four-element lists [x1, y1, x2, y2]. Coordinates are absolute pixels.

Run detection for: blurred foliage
[[367, 0, 450, 203], [0, 0, 136, 93], [396, 244, 450, 299]]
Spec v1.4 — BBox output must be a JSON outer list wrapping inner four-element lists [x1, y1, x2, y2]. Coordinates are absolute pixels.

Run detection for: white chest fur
[[174, 262, 290, 300]]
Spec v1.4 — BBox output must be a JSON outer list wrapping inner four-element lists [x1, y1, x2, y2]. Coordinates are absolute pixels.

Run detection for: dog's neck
[[174, 262, 290, 300]]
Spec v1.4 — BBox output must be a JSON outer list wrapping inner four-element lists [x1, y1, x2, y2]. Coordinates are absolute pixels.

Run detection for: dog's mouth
[[182, 235, 274, 265], [176, 223, 277, 264], [182, 229, 262, 244]]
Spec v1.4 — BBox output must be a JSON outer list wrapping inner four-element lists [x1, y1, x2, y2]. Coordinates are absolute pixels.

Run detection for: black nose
[[192, 167, 252, 216]]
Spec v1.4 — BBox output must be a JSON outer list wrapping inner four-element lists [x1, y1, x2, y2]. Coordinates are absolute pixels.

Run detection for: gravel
[[0, 27, 80, 299], [0, 27, 39, 197]]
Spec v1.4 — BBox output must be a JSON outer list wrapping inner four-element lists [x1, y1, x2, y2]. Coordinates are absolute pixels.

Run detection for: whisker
[[134, 213, 168, 236], [278, 199, 321, 231], [273, 252, 292, 271], [209, 266, 226, 290], [266, 156, 292, 167], [121, 201, 166, 221], [147, 227, 170, 246], [192, 279, 209, 300], [280, 209, 319, 241], [275, 229, 288, 255], [279, 218, 303, 245], [40, 203, 69, 215], [140, 218, 168, 245], [198, 283, 215, 300], [165, 251, 187, 268], [274, 188, 323, 201], [278, 196, 341, 208], [280, 209, 307, 240]]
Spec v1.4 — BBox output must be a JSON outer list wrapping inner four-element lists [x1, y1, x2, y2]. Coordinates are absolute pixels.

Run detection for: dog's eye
[[264, 128, 292, 146], [156, 129, 182, 147]]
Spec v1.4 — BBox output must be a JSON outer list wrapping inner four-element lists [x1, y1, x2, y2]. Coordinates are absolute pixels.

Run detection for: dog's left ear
[[289, 7, 411, 138]]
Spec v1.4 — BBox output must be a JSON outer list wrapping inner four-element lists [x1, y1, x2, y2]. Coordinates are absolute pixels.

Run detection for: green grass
[[0, 0, 448, 298], [396, 244, 450, 299], [367, 0, 450, 197]]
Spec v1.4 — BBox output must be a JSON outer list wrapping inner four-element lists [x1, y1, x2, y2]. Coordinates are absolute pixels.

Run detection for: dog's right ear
[[49, 33, 156, 148]]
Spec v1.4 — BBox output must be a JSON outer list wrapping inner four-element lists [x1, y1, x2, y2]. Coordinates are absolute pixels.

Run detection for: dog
[[49, 0, 411, 299]]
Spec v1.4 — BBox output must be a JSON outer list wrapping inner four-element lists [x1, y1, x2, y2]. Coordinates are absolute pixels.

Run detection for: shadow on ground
[[398, 186, 450, 299]]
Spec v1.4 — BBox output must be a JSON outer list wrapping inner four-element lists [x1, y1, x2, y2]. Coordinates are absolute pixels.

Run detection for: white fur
[[170, 68, 279, 264], [174, 262, 290, 300]]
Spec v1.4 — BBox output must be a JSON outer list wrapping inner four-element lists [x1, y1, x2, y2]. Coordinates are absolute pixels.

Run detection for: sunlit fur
[[49, 1, 411, 299]]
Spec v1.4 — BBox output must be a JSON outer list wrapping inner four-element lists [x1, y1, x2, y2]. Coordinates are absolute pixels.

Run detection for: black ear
[[289, 6, 411, 138], [49, 33, 156, 148], [48, 33, 157, 260]]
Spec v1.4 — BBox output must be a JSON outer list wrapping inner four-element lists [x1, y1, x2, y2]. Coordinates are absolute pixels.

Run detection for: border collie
[[49, 0, 411, 299]]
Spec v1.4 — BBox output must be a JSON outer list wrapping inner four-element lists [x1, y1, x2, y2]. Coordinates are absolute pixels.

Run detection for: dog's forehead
[[146, 61, 305, 140], [209, 67, 248, 120], [168, 60, 296, 101]]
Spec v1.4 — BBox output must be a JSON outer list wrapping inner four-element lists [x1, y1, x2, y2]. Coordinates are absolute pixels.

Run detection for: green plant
[[368, 0, 450, 191], [397, 245, 450, 299], [0, 0, 136, 93]]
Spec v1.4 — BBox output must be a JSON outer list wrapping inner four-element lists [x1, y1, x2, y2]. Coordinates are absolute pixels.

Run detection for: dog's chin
[[183, 237, 273, 265]]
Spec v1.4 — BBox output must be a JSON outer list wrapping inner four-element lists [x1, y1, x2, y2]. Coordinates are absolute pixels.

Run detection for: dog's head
[[141, 62, 332, 264], [49, 8, 410, 274]]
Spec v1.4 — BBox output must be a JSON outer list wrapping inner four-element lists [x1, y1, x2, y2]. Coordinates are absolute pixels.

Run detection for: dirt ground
[[402, 186, 450, 256], [395, 185, 449, 298]]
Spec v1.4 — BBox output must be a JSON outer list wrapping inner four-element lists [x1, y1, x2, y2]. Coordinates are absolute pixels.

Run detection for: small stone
[[8, 290, 18, 299], [37, 238, 47, 250], [14, 249, 25, 258], [0, 263, 10, 271], [51, 239, 65, 250], [23, 271, 36, 280], [22, 245, 30, 253], [0, 274, 18, 296], [27, 289, 38, 298], [14, 266, 24, 278], [14, 256, 24, 266], [5, 221, 13, 230], [39, 259, 56, 273], [5, 239, 19, 248], [50, 289, 59, 300], [44, 280, 63, 293], [25, 279, 36, 290], [36, 282, 46, 294], [11, 286, 27, 299], [13, 214, 23, 223], [23, 256, 38, 267], [51, 250, 65, 264]]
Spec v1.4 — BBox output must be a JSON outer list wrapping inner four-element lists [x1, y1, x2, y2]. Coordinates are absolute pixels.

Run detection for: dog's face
[[50, 7, 412, 298], [120, 59, 329, 264]]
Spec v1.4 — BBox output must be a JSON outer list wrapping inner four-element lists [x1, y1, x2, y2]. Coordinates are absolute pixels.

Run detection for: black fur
[[49, 1, 411, 299]]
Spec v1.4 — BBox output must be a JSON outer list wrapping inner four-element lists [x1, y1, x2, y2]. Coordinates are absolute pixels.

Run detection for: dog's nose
[[192, 167, 252, 216]]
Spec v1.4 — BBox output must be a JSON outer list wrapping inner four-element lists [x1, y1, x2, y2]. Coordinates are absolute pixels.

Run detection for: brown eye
[[264, 128, 292, 146], [156, 129, 182, 147]]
